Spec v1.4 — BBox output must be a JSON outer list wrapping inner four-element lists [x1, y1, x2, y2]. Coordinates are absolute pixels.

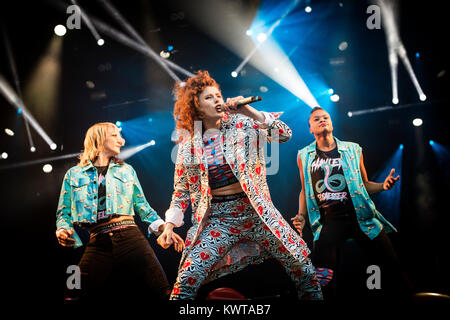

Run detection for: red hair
[[173, 70, 220, 137]]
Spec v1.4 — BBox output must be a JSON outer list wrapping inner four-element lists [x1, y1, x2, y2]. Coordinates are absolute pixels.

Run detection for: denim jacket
[[298, 137, 396, 241], [56, 161, 164, 248]]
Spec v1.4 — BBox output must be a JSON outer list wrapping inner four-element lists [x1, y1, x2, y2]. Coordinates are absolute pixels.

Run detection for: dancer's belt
[[89, 219, 136, 238], [211, 191, 247, 203]]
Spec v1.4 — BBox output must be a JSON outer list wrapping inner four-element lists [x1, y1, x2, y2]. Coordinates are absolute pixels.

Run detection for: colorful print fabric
[[166, 112, 322, 300], [170, 195, 322, 300]]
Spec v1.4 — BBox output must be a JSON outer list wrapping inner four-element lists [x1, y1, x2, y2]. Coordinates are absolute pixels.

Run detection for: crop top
[[203, 132, 238, 189]]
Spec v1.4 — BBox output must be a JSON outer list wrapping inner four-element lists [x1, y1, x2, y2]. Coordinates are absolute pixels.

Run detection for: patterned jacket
[[166, 111, 311, 269], [56, 161, 164, 248]]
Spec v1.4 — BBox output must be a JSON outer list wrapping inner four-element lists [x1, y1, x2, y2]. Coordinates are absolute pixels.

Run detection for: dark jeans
[[312, 213, 411, 299], [69, 226, 170, 301]]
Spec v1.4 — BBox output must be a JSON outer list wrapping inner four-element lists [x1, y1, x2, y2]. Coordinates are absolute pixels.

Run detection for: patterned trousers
[[170, 193, 322, 300]]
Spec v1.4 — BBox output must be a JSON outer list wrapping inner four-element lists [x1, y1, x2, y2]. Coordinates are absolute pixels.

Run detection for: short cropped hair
[[308, 106, 325, 126], [310, 106, 324, 115]]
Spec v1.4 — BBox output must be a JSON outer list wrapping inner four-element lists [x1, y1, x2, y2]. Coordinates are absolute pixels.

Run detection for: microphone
[[217, 96, 262, 112]]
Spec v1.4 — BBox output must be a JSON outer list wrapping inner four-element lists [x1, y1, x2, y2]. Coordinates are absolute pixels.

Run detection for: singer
[[157, 70, 322, 300]]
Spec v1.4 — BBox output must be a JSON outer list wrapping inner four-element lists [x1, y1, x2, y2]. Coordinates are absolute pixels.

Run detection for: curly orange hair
[[173, 70, 220, 136]]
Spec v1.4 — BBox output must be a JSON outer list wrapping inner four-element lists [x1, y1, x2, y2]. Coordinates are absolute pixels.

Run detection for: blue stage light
[[168, 45, 174, 51], [116, 121, 122, 127], [429, 140, 435, 146], [371, 145, 404, 227], [415, 52, 420, 58], [17, 109, 22, 115], [328, 88, 334, 95]]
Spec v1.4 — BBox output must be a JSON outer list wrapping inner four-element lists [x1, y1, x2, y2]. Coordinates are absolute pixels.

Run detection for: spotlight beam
[[233, 44, 259, 76], [378, 0, 426, 102], [2, 26, 36, 151], [0, 152, 81, 171], [47, 0, 194, 79], [96, 0, 194, 79], [0, 140, 155, 171], [96, 0, 148, 47], [347, 101, 431, 117], [388, 47, 399, 104], [233, 0, 300, 75], [100, 97, 151, 109], [370, 145, 403, 227], [119, 142, 155, 160], [217, 0, 318, 108], [89, 17, 181, 81], [0, 75, 57, 149], [397, 45, 426, 99], [70, 0, 103, 44]]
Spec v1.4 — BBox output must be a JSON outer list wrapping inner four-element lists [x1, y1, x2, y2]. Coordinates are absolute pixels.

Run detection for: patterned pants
[[170, 193, 322, 300]]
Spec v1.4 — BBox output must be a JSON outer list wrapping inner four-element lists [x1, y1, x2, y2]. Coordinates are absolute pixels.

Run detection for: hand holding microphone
[[218, 95, 262, 113]]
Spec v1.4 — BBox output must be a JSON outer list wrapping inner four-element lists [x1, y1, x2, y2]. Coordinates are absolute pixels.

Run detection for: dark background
[[0, 0, 448, 304]]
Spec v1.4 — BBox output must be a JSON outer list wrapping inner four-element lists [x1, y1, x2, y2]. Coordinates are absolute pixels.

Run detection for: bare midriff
[[211, 181, 243, 196]]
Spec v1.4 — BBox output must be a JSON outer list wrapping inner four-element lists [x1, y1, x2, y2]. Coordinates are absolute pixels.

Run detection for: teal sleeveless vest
[[298, 137, 396, 241]]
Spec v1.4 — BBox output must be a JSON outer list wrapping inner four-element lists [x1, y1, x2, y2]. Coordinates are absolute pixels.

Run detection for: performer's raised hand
[[383, 168, 400, 190], [222, 96, 248, 114], [222, 96, 266, 123], [56, 228, 75, 247]]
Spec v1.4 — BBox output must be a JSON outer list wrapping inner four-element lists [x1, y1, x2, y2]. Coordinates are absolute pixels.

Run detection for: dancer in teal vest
[[292, 107, 411, 299]]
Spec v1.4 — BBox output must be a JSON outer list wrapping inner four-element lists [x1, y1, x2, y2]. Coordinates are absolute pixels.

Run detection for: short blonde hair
[[78, 122, 123, 167]]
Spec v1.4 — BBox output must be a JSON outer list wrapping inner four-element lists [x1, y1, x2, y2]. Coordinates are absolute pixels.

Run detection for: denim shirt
[[56, 161, 163, 248], [298, 137, 396, 241]]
